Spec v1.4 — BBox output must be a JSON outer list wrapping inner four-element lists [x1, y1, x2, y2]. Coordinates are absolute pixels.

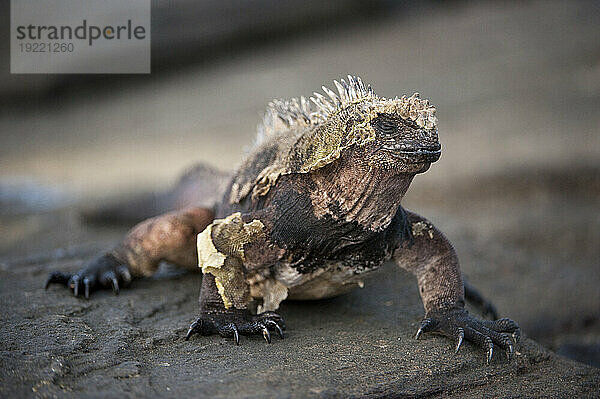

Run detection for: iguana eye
[[372, 115, 399, 136], [380, 121, 397, 134]]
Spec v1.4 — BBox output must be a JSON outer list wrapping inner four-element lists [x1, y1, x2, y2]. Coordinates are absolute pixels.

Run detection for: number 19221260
[[19, 42, 74, 52]]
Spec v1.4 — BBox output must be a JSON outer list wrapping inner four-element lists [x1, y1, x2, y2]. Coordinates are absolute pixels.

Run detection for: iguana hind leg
[[45, 207, 214, 298]]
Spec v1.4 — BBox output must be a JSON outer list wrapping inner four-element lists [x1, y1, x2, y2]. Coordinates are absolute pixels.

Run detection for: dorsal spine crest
[[256, 75, 437, 146]]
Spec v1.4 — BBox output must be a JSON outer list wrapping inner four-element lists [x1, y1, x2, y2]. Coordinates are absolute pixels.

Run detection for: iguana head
[[257, 76, 440, 175], [367, 96, 440, 172], [341, 94, 441, 176], [231, 76, 441, 204], [310, 76, 441, 173]]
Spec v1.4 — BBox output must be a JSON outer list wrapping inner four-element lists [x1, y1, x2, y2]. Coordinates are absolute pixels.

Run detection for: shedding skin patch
[[197, 213, 265, 309], [255, 279, 289, 314], [411, 221, 435, 239], [197, 224, 226, 269]]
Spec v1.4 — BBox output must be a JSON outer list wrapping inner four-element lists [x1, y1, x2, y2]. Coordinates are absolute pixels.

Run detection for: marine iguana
[[46, 76, 519, 363]]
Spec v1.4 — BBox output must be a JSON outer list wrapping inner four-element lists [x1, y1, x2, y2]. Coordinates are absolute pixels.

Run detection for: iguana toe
[[44, 254, 133, 299], [415, 308, 519, 364], [185, 310, 285, 345], [264, 319, 284, 338]]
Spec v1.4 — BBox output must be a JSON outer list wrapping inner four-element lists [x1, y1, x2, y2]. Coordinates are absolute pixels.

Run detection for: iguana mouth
[[382, 143, 441, 163]]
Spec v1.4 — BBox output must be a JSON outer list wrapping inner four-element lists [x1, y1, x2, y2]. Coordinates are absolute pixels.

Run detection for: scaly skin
[[47, 76, 519, 362]]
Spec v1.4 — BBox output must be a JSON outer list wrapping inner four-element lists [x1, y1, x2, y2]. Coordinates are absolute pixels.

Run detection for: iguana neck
[[309, 148, 415, 232]]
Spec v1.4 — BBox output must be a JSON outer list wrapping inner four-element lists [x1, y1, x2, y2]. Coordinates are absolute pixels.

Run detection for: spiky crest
[[255, 75, 437, 146]]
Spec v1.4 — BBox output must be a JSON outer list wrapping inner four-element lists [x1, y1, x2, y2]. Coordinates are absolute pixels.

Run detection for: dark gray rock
[[1, 250, 598, 398]]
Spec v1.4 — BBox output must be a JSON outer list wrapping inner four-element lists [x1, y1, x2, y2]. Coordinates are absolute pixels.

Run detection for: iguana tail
[[81, 163, 231, 225]]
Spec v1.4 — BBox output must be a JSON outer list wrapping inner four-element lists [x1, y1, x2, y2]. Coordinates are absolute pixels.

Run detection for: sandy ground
[[1, 0, 599, 397]]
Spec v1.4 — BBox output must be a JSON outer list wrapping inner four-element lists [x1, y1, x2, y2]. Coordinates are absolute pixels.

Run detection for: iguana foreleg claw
[[415, 308, 519, 364], [45, 254, 132, 299], [185, 310, 285, 345]]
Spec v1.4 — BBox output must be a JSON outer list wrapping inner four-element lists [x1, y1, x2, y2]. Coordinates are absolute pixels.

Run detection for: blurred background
[[1, 0, 598, 367]]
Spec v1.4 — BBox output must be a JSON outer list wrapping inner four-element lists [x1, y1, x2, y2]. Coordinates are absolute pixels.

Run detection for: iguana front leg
[[185, 212, 286, 344], [394, 211, 520, 363]]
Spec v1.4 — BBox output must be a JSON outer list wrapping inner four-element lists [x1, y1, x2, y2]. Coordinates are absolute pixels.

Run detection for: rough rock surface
[[1, 174, 599, 398], [1, 0, 599, 396]]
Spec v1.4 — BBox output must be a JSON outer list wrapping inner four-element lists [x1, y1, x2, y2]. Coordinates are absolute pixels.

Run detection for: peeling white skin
[[197, 213, 264, 309], [248, 260, 379, 312], [411, 221, 435, 239], [197, 225, 226, 270], [198, 213, 380, 312]]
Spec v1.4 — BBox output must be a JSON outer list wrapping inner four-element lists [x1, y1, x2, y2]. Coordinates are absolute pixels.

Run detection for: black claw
[[83, 277, 91, 299], [71, 275, 80, 297], [506, 343, 514, 359], [185, 321, 198, 341], [486, 339, 494, 364], [415, 328, 423, 340], [261, 312, 286, 330], [265, 319, 284, 338], [100, 271, 120, 294], [232, 324, 240, 345], [257, 323, 271, 344], [110, 276, 119, 295], [455, 327, 464, 353], [415, 318, 436, 340], [512, 329, 521, 343]]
